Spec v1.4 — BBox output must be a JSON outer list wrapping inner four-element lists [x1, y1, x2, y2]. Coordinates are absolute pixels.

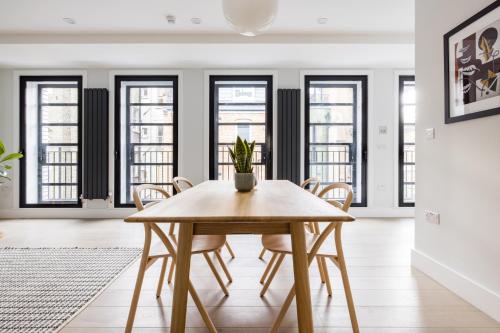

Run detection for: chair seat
[[191, 235, 226, 254], [261, 234, 336, 257]]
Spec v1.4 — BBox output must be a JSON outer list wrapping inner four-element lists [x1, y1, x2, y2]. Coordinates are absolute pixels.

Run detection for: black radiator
[[277, 89, 301, 184], [83, 88, 109, 200]]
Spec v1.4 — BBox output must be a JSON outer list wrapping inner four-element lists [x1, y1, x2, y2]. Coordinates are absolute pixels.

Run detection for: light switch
[[425, 128, 435, 140], [424, 210, 440, 225]]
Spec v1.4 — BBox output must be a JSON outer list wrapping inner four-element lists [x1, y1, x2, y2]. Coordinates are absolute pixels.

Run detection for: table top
[[124, 180, 355, 224]]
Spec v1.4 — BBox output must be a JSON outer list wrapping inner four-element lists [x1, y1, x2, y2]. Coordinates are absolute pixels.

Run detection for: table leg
[[170, 223, 194, 333], [290, 222, 314, 332]]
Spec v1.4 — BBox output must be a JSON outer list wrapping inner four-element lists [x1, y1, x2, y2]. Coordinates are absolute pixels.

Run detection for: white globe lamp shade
[[223, 0, 278, 37]]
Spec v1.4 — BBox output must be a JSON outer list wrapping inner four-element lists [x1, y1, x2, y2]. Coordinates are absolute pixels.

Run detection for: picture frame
[[444, 1, 500, 124]]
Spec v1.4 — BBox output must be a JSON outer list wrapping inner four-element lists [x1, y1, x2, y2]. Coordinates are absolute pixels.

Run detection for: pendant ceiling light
[[222, 0, 278, 37]]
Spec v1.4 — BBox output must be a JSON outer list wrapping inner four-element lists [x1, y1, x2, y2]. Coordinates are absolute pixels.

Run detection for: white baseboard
[[411, 249, 500, 322]]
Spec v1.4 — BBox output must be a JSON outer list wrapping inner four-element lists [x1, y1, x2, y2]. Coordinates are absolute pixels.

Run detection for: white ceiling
[[0, 0, 414, 69], [0, 0, 414, 34]]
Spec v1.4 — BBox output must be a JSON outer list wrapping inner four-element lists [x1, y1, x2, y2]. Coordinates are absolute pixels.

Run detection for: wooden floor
[[0, 218, 499, 333]]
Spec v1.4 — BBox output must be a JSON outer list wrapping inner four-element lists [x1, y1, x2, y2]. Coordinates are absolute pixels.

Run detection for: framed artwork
[[444, 1, 500, 123]]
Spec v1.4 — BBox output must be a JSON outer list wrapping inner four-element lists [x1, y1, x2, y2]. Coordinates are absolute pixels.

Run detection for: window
[[209, 76, 273, 180], [114, 76, 178, 207], [305, 75, 368, 206], [20, 76, 83, 207], [398, 75, 416, 206]]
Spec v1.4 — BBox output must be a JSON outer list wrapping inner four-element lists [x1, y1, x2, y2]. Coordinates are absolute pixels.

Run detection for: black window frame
[[19, 75, 83, 208], [398, 75, 416, 207], [209, 75, 274, 180], [114, 75, 179, 208], [304, 75, 368, 207]]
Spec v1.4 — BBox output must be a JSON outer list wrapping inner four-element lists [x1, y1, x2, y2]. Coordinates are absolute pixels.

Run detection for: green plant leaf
[[4, 165, 12, 170], [0, 153, 23, 163], [0, 140, 5, 157]]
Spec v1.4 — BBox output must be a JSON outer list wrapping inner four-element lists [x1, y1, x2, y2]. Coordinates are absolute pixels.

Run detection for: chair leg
[[224, 240, 236, 258], [156, 256, 169, 298], [214, 249, 233, 282], [203, 252, 229, 296], [125, 224, 152, 333], [260, 253, 285, 297], [320, 256, 333, 296], [270, 282, 296, 333], [258, 248, 266, 260], [316, 256, 326, 283], [188, 280, 217, 333], [167, 259, 176, 283], [260, 252, 278, 284], [335, 225, 359, 333]]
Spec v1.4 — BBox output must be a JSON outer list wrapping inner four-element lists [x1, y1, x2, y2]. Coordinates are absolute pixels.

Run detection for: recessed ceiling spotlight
[[62, 17, 76, 25], [317, 17, 328, 25], [166, 15, 176, 24], [191, 17, 202, 25]]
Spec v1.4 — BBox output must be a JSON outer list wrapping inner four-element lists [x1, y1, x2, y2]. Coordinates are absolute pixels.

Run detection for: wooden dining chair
[[258, 177, 323, 286], [173, 176, 236, 260], [125, 184, 232, 333], [262, 183, 359, 333]]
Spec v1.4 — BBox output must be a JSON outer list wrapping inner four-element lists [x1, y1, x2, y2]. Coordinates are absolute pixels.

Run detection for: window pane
[[309, 87, 353, 103], [402, 85, 416, 104], [310, 106, 353, 123], [130, 165, 173, 184], [310, 125, 353, 144], [41, 106, 78, 123], [130, 106, 173, 124], [129, 125, 172, 144], [40, 87, 78, 104], [218, 124, 265, 144], [404, 125, 415, 144], [41, 126, 78, 144], [133, 145, 173, 164], [129, 87, 173, 104], [402, 105, 416, 124], [217, 85, 266, 103]]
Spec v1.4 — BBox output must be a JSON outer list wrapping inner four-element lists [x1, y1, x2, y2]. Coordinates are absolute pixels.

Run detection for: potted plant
[[228, 136, 257, 192], [0, 139, 23, 184]]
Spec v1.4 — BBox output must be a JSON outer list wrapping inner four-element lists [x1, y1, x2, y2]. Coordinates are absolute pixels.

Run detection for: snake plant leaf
[[228, 136, 257, 174], [0, 140, 5, 157], [0, 152, 24, 163]]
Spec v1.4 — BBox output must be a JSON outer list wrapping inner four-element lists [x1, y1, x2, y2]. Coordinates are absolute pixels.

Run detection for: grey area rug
[[0, 247, 141, 333]]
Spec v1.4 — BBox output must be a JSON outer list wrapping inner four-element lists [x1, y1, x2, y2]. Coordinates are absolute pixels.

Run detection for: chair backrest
[[132, 184, 178, 258], [172, 176, 194, 193], [300, 177, 320, 195], [307, 182, 354, 261], [317, 183, 353, 212], [133, 184, 171, 211]]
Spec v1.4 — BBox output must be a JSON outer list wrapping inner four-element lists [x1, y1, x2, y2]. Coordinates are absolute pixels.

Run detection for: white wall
[[412, 0, 500, 322], [0, 67, 413, 218]]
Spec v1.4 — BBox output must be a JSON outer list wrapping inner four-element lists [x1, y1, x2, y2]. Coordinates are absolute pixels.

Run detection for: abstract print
[[454, 18, 500, 107]]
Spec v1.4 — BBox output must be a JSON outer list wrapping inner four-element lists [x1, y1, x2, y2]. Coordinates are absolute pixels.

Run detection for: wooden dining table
[[125, 180, 355, 333]]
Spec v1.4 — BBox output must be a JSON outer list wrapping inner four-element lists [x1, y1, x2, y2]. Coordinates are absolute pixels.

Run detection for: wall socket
[[424, 210, 440, 225]]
